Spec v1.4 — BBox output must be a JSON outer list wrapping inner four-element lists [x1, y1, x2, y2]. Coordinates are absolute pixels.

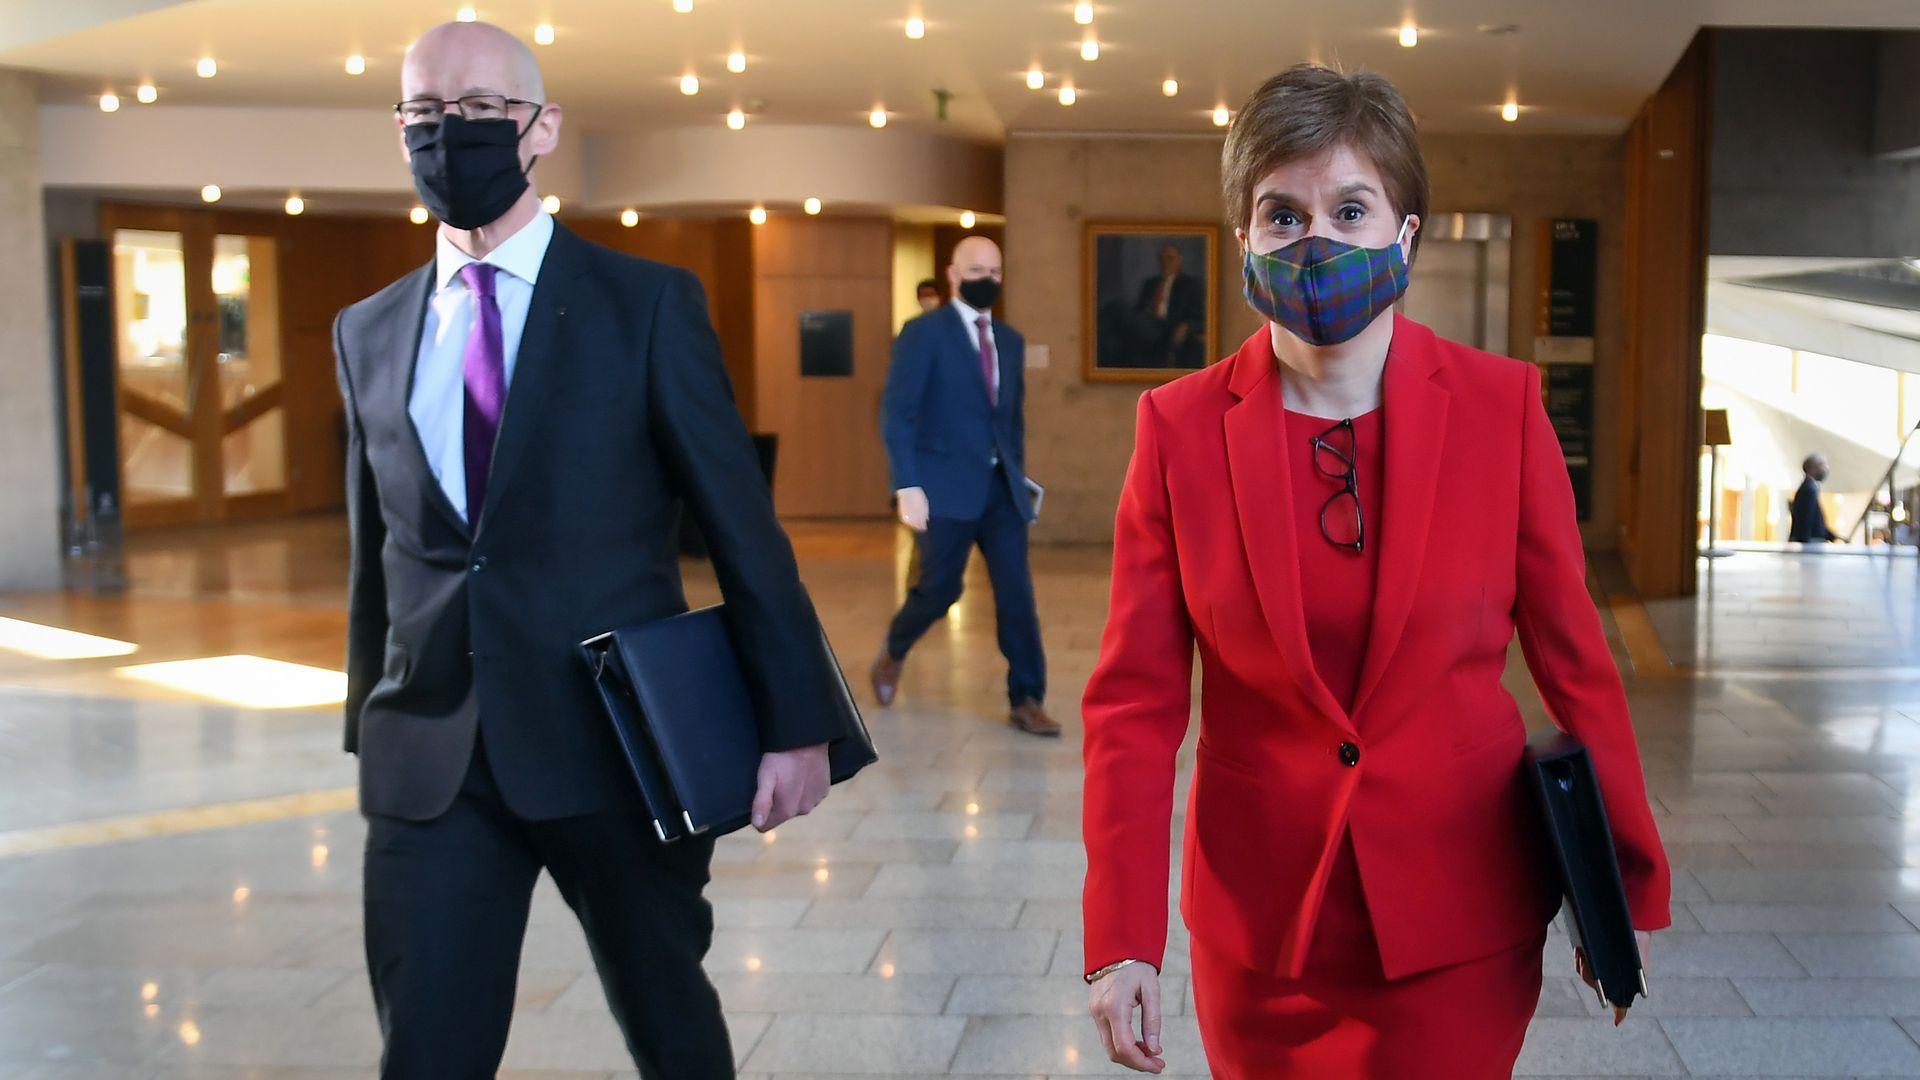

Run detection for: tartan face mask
[[1242, 217, 1412, 346]]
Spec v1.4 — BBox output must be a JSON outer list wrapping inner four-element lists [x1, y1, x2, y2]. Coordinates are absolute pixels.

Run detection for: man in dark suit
[[336, 22, 857, 1078], [872, 237, 1056, 737], [1133, 243, 1206, 368], [1789, 452, 1837, 544]]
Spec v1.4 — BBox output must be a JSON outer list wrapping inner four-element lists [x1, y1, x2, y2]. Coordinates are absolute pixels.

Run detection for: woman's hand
[[1088, 963, 1166, 1073], [1575, 930, 1654, 1026]]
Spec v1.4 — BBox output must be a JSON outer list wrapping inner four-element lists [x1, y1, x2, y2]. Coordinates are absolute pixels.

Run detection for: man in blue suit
[[873, 236, 1056, 737]]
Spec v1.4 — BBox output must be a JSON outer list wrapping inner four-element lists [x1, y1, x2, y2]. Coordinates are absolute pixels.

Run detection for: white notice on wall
[[1027, 344, 1050, 369]]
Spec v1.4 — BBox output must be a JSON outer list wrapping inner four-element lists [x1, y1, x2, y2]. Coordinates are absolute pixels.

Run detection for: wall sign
[[1535, 218, 1598, 521], [799, 310, 854, 378]]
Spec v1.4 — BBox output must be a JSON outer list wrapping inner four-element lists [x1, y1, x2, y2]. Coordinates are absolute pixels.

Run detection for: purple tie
[[460, 262, 505, 524], [976, 315, 997, 407]]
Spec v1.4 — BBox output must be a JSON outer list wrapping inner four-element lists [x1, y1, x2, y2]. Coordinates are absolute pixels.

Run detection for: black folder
[[1524, 730, 1649, 1012], [580, 606, 876, 842]]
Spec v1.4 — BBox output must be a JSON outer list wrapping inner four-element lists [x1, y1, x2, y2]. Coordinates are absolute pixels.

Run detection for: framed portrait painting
[[1084, 222, 1219, 382]]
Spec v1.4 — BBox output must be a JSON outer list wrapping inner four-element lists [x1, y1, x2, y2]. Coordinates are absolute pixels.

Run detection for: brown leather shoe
[[1009, 699, 1061, 738], [870, 650, 904, 707]]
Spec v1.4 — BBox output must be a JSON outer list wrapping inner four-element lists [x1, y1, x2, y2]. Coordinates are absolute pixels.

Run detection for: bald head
[[403, 21, 546, 106], [951, 236, 1001, 274], [947, 235, 1004, 310]]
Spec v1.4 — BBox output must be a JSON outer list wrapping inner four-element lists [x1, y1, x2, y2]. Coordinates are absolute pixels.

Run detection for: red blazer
[[1081, 317, 1671, 982]]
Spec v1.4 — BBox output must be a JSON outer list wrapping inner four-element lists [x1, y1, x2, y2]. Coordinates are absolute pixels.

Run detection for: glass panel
[[223, 412, 286, 497], [112, 229, 189, 410], [119, 414, 192, 505]]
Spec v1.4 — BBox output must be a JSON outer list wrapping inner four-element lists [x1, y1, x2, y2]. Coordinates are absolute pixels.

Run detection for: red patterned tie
[[976, 315, 997, 407]]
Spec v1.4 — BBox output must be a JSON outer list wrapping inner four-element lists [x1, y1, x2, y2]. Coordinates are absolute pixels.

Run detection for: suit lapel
[[473, 223, 580, 538], [372, 263, 469, 539], [1221, 332, 1353, 735], [944, 304, 994, 410], [993, 318, 1017, 414], [1350, 316, 1449, 717]]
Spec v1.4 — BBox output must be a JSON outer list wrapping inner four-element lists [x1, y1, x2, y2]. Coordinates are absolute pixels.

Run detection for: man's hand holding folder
[[752, 744, 831, 831]]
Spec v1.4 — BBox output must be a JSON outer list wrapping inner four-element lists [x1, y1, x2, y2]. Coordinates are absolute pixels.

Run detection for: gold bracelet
[[1084, 958, 1142, 984]]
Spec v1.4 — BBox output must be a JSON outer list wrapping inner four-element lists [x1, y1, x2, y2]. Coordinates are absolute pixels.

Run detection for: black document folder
[[1524, 730, 1649, 1012], [580, 606, 876, 842]]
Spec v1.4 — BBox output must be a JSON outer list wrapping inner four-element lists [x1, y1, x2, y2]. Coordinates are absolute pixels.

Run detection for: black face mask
[[404, 112, 540, 230], [958, 275, 1001, 310]]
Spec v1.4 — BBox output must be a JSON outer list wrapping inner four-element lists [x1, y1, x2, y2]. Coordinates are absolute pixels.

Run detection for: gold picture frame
[[1083, 222, 1220, 383]]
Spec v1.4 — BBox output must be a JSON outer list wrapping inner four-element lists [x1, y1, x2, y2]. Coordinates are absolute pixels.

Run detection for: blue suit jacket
[[880, 304, 1033, 522]]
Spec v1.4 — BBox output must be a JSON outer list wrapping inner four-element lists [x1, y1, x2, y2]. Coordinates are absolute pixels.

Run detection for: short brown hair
[[1221, 65, 1429, 254]]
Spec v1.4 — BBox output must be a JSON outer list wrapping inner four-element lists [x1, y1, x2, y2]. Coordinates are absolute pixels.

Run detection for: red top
[[1287, 408, 1384, 715]]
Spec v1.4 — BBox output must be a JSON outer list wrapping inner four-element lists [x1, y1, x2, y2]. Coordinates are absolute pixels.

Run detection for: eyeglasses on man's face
[[395, 94, 541, 126]]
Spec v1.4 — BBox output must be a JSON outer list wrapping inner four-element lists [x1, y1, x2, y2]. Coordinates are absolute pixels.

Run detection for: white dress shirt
[[949, 296, 1000, 401], [409, 211, 555, 523]]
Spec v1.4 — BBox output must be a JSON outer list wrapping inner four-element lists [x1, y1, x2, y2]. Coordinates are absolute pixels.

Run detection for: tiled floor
[[2, 522, 1919, 1078]]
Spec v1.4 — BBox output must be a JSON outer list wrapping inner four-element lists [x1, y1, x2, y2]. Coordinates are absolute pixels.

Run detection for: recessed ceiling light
[[1026, 66, 1045, 90], [1074, 2, 1094, 25], [680, 74, 700, 95], [749, 205, 767, 224], [1081, 37, 1099, 62], [1400, 25, 1419, 47], [1212, 105, 1230, 127], [727, 50, 746, 73], [673, 0, 693, 11], [1059, 84, 1076, 106], [534, 24, 555, 45], [136, 84, 157, 104], [345, 54, 366, 75], [196, 57, 217, 79], [905, 16, 925, 39], [727, 108, 745, 129], [99, 92, 120, 113], [869, 107, 888, 128], [285, 195, 305, 215], [621, 209, 640, 227], [1162, 78, 1179, 97], [200, 184, 222, 203], [455, 5, 477, 22], [410, 205, 430, 224], [542, 195, 560, 214], [804, 197, 822, 215], [960, 210, 976, 228], [1502, 101, 1520, 122]]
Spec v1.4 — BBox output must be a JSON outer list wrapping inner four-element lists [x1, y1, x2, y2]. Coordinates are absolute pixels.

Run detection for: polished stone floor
[[1, 520, 1918, 1078]]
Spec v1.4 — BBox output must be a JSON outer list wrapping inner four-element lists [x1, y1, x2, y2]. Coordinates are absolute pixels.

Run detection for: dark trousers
[[886, 472, 1046, 704], [363, 735, 731, 1079]]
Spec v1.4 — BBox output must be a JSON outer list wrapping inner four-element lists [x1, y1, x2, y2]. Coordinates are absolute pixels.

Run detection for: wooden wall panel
[[1619, 31, 1712, 598]]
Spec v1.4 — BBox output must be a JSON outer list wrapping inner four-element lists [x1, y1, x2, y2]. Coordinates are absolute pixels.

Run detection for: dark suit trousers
[[886, 472, 1047, 704], [363, 734, 731, 1079]]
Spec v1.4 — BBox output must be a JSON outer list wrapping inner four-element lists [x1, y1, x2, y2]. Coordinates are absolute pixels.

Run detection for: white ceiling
[[8, 0, 1920, 140]]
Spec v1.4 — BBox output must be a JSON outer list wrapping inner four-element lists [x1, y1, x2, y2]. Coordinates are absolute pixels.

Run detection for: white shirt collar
[[950, 296, 992, 327], [434, 210, 555, 293]]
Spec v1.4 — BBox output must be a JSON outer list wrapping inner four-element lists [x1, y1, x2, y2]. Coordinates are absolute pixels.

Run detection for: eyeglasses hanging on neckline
[[1310, 417, 1364, 554]]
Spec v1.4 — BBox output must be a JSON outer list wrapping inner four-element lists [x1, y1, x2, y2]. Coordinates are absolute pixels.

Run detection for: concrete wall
[[0, 70, 61, 589], [1004, 131, 1626, 550], [1711, 29, 1920, 257]]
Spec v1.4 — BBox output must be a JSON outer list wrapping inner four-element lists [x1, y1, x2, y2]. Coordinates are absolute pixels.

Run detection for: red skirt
[[1190, 833, 1545, 1080]]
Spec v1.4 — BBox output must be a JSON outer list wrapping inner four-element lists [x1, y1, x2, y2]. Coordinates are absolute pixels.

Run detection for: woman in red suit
[[1080, 65, 1671, 1078]]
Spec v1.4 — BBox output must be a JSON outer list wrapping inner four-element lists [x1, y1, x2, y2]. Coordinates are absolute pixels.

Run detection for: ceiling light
[[1400, 24, 1419, 47], [905, 16, 925, 39], [727, 50, 746, 73], [456, 6, 478, 22], [680, 74, 700, 95], [1502, 101, 1520, 122], [542, 195, 560, 214], [1074, 1, 1094, 24], [804, 197, 822, 215], [200, 184, 222, 203], [1081, 37, 1099, 61], [1059, 84, 1076, 106], [137, 83, 158, 104], [0, 617, 136, 660], [621, 209, 640, 227], [1212, 105, 1230, 126], [285, 195, 305, 216], [869, 107, 888, 128], [1162, 78, 1179, 97], [673, 0, 693, 11], [410, 206, 430, 224], [535, 24, 555, 45], [196, 57, 217, 79], [345, 54, 366, 75], [1026, 66, 1045, 90], [749, 206, 767, 225], [960, 210, 976, 228], [727, 108, 745, 129], [99, 92, 121, 113]]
